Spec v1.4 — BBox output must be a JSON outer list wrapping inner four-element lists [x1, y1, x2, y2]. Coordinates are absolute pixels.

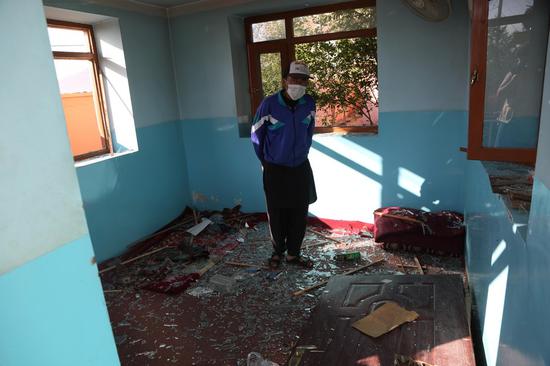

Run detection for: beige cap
[[288, 60, 311, 79]]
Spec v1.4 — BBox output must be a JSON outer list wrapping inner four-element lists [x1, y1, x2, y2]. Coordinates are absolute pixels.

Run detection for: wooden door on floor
[[290, 274, 475, 366]]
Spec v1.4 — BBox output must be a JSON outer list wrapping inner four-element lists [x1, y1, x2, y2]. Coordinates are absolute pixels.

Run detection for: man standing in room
[[251, 60, 317, 269]]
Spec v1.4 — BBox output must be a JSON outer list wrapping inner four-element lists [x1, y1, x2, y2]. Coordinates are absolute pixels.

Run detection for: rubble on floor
[[484, 161, 534, 211], [99, 207, 465, 365]]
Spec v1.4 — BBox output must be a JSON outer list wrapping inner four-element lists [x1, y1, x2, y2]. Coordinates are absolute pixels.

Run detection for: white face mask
[[286, 84, 306, 101]]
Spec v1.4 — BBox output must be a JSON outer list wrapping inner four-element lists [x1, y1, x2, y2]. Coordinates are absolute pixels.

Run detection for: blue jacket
[[251, 90, 316, 167]]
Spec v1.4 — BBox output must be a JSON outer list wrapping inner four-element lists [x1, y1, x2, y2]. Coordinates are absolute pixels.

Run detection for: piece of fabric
[[251, 90, 315, 167], [142, 273, 200, 295]]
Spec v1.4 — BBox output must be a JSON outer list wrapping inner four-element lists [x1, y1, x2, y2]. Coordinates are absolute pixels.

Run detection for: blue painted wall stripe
[[465, 162, 550, 365], [0, 236, 120, 366], [77, 120, 191, 262]]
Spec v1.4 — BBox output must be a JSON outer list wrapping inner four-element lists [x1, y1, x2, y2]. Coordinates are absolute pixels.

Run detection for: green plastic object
[[334, 251, 361, 261]]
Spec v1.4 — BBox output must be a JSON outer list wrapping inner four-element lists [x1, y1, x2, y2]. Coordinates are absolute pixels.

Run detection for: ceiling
[[89, 0, 333, 17], [133, 0, 201, 7], [83, 0, 266, 17]]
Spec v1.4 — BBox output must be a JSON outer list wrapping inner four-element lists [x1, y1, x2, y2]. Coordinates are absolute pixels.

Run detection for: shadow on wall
[[465, 162, 548, 366], [307, 111, 467, 222], [182, 111, 467, 222], [467, 215, 546, 366]]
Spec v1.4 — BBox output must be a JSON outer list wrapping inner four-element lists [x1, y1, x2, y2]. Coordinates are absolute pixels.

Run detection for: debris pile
[[99, 206, 465, 365], [485, 161, 534, 211]]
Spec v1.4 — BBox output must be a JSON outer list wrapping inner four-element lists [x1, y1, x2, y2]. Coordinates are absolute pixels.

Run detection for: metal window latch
[[470, 69, 478, 85]]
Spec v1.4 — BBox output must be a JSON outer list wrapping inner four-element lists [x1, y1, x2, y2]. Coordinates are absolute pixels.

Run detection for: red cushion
[[373, 207, 465, 255]]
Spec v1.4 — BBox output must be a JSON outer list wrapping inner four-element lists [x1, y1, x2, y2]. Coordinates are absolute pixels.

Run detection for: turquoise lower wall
[[465, 162, 549, 366], [0, 236, 119, 366], [77, 121, 191, 262], [180, 111, 467, 222], [76, 110, 466, 257], [524, 179, 550, 364]]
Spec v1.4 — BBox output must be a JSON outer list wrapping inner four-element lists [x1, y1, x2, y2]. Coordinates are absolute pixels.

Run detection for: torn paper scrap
[[352, 302, 418, 338], [187, 218, 212, 236]]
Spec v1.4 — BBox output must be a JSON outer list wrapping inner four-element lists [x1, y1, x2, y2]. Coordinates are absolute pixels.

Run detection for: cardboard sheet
[[352, 302, 418, 338]]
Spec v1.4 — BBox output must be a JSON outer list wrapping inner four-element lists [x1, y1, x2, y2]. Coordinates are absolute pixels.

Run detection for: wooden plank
[[414, 256, 424, 275], [290, 274, 475, 366], [225, 261, 270, 270], [99, 246, 170, 274]]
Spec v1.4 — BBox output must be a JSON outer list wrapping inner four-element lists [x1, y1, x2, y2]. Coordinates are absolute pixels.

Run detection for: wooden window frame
[[467, 0, 537, 165], [245, 0, 378, 134], [47, 19, 112, 161]]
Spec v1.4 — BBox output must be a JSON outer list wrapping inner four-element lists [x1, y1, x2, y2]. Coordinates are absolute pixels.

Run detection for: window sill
[[314, 126, 378, 135], [74, 149, 138, 168], [482, 161, 534, 240]]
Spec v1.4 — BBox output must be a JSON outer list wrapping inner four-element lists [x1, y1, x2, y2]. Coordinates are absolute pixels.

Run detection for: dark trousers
[[267, 203, 308, 257]]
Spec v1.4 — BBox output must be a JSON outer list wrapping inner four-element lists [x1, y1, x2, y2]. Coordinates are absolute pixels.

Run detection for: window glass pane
[[296, 37, 378, 127], [483, 0, 548, 148], [53, 59, 106, 156], [260, 52, 282, 98], [48, 26, 91, 52], [252, 20, 286, 42], [489, 0, 534, 18], [293, 7, 375, 37]]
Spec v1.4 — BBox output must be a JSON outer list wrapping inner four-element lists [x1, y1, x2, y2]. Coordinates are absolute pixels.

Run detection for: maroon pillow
[[373, 207, 465, 256]]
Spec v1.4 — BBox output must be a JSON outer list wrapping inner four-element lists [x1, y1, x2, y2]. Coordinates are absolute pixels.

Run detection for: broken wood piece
[[394, 354, 437, 366], [292, 259, 384, 297], [414, 256, 424, 274], [397, 256, 406, 273], [120, 246, 170, 266], [99, 264, 117, 274], [307, 228, 344, 245], [122, 216, 195, 258], [192, 208, 199, 225], [374, 211, 424, 225], [304, 241, 332, 249], [186, 218, 212, 236], [288, 345, 318, 366], [374, 212, 433, 235], [99, 246, 171, 274], [352, 302, 419, 338], [225, 261, 270, 270], [197, 259, 217, 276], [400, 264, 427, 269], [224, 213, 254, 223]]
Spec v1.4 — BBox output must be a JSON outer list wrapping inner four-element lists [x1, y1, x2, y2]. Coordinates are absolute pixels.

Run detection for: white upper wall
[[44, 0, 180, 128], [45, 6, 139, 153], [169, 0, 470, 119], [0, 0, 89, 274], [377, 0, 470, 113]]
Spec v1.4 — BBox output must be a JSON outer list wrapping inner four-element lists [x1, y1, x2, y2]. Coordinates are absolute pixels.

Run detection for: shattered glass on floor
[[100, 211, 465, 365]]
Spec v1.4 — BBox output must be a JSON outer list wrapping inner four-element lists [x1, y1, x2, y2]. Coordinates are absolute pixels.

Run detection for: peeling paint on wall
[[193, 191, 209, 202]]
